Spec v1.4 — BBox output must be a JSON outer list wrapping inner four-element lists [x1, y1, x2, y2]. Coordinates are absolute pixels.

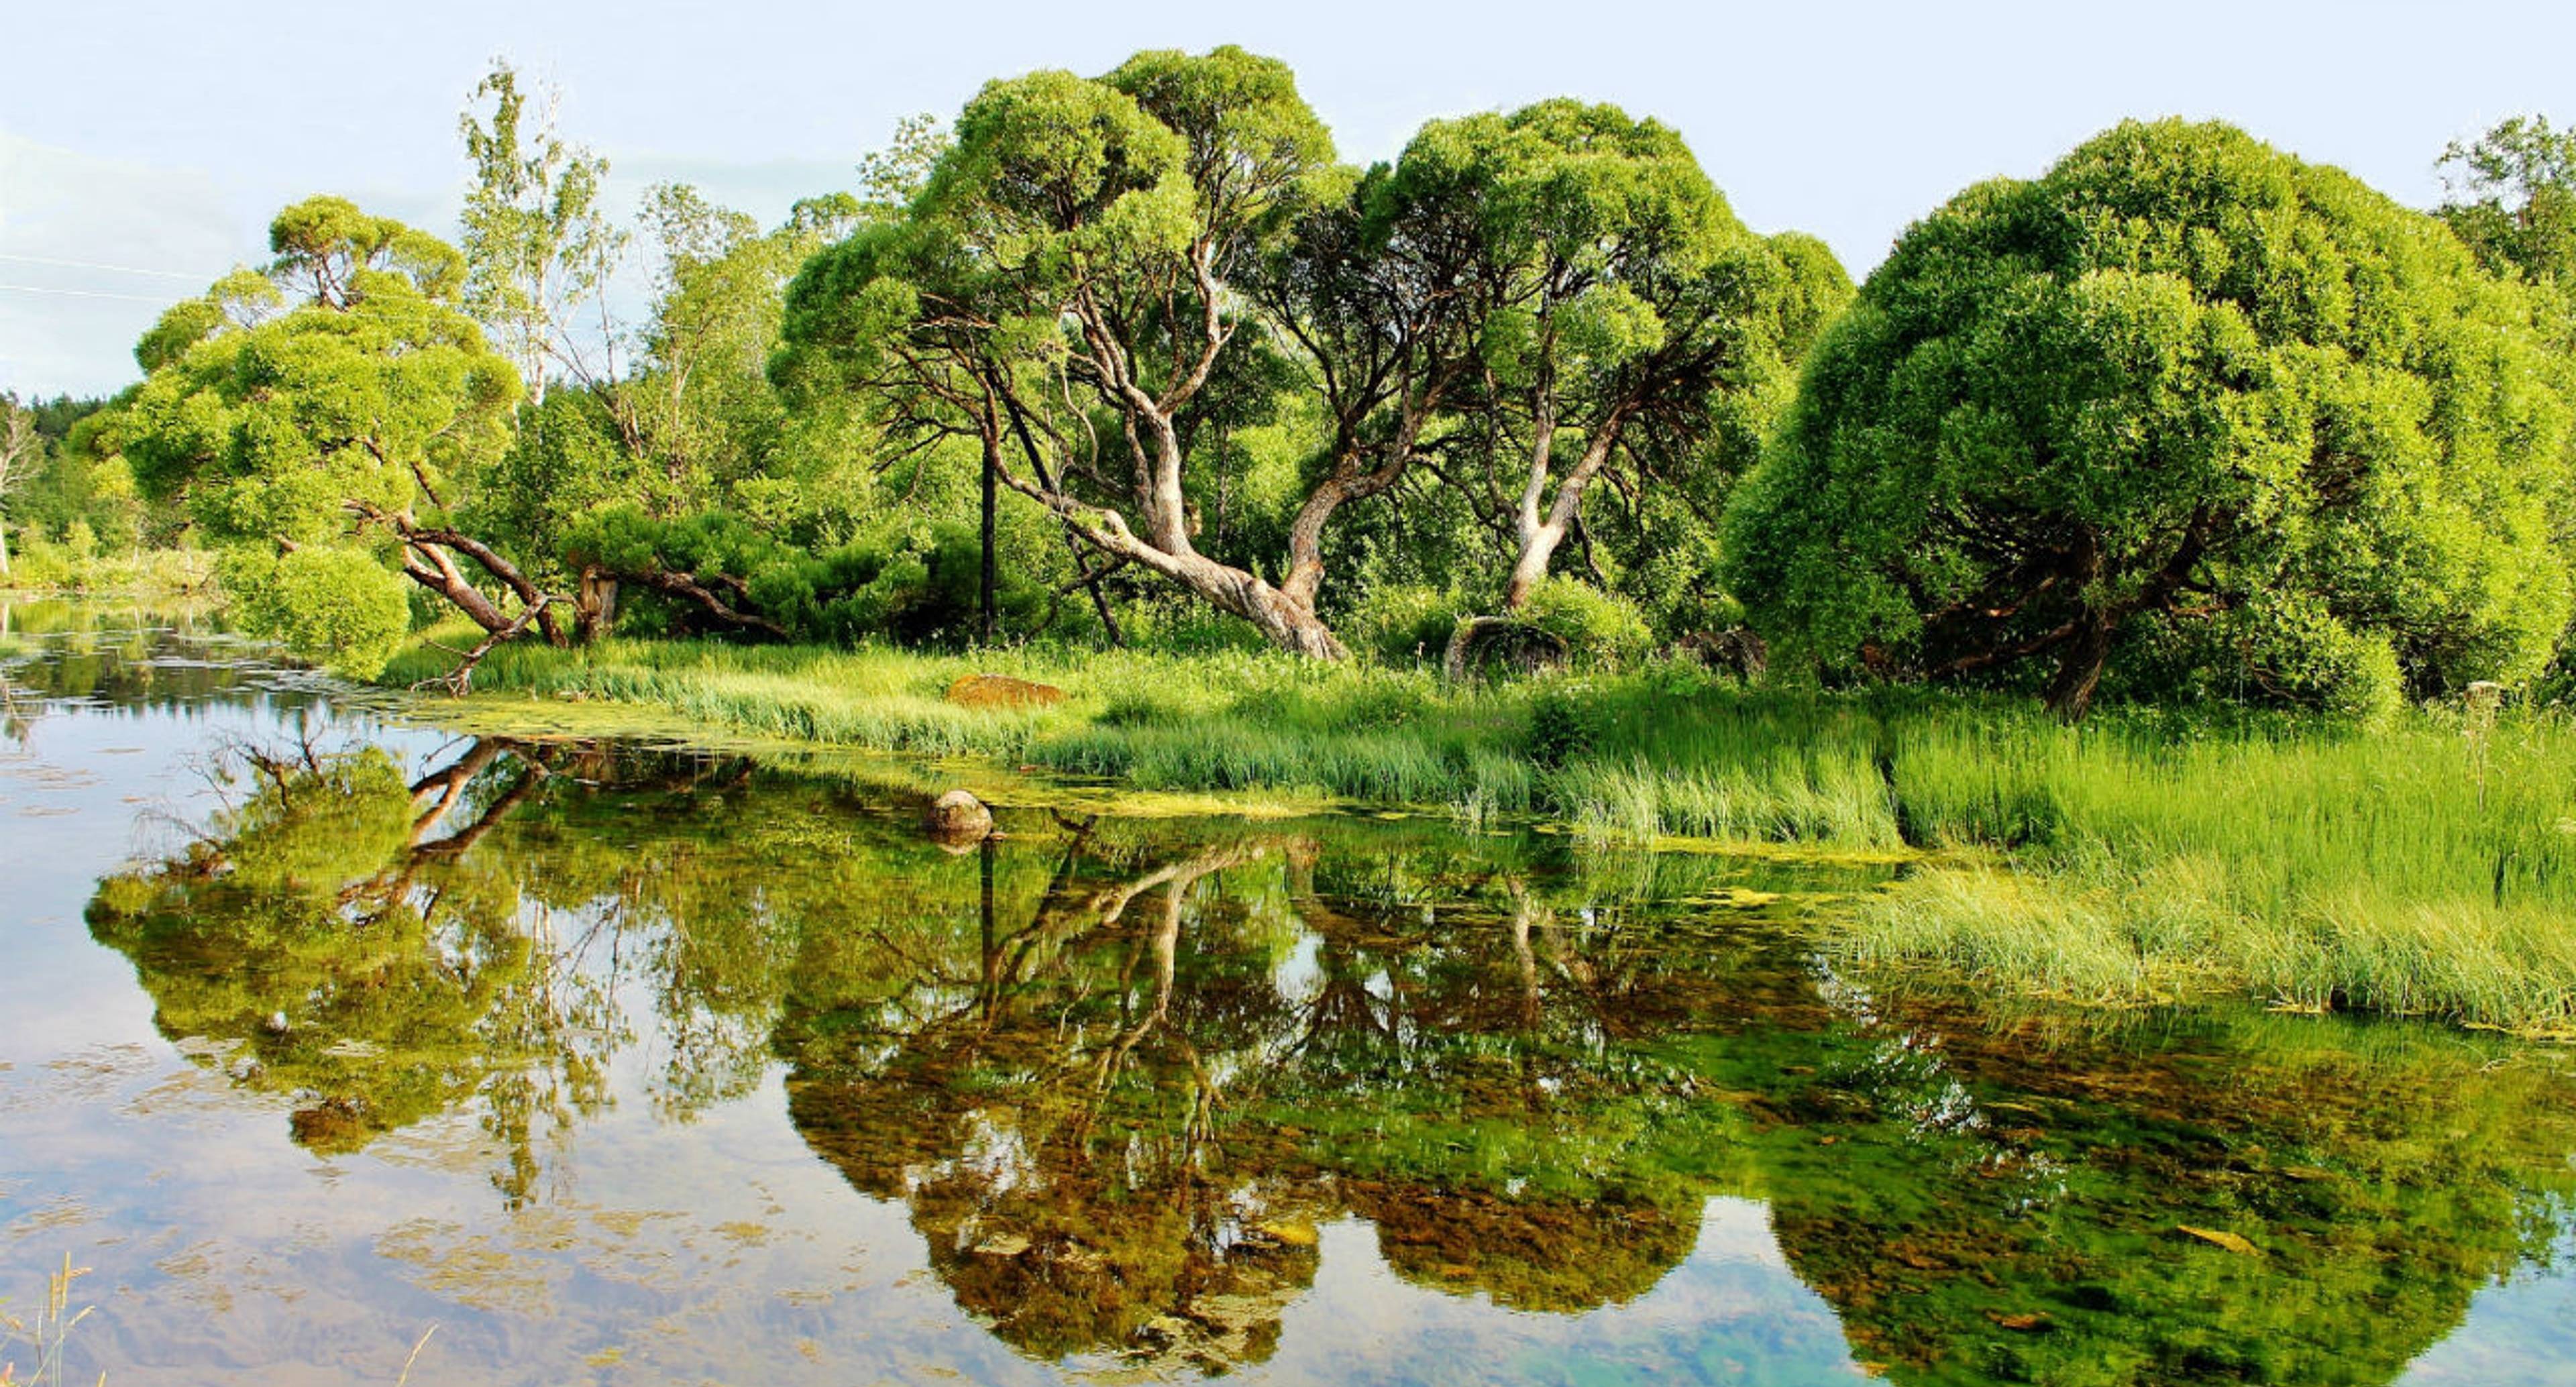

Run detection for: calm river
[[3, 603, 2574, 1386]]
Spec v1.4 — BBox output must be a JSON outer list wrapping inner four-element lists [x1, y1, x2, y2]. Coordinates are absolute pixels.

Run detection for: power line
[[0, 283, 176, 303], [0, 252, 215, 281]]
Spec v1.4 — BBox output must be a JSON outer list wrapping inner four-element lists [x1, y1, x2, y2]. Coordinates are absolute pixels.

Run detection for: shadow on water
[[21, 608, 2576, 1384]]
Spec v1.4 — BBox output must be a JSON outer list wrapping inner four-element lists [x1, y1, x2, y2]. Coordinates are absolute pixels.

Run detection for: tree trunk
[[1211, 560, 1348, 659], [979, 426, 999, 647], [2045, 610, 2114, 722], [1503, 418, 1623, 612], [1503, 534, 1558, 611], [574, 567, 620, 643], [398, 542, 518, 636], [0, 517, 11, 579]]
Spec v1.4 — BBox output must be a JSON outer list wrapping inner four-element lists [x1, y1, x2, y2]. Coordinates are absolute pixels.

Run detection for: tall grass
[[382, 629, 2576, 1033], [1856, 705, 2576, 1032]]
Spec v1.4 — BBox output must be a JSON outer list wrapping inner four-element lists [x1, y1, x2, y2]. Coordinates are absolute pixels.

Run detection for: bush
[[221, 546, 412, 679], [1346, 583, 1466, 666], [1519, 579, 1654, 667]]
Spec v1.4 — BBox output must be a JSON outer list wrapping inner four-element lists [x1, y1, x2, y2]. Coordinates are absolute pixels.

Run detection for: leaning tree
[[1723, 119, 2576, 719], [117, 197, 553, 678]]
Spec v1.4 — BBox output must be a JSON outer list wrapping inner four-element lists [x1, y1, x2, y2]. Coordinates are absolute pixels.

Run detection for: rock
[[968, 1231, 1030, 1258], [946, 674, 1066, 710], [1680, 626, 1769, 680], [926, 789, 994, 844]]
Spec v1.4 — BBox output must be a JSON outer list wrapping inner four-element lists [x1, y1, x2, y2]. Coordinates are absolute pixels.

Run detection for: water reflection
[[21, 611, 2576, 1384]]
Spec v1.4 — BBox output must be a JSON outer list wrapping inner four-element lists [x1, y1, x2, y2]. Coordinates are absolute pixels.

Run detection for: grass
[[0, 547, 216, 599], [1, 1252, 98, 1387], [380, 626, 2576, 1035], [1851, 704, 2576, 1034]]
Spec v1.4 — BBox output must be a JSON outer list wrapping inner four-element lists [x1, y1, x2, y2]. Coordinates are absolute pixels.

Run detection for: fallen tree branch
[[415, 594, 556, 697]]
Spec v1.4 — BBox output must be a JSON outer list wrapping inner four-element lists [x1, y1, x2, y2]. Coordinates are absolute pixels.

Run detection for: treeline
[[21, 51, 2576, 718]]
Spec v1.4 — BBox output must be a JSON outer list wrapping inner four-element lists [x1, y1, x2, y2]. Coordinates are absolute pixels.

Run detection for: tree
[[2438, 113, 2576, 295], [1723, 119, 2576, 720], [0, 393, 34, 577], [1415, 102, 1851, 615], [788, 48, 1529, 657], [117, 196, 549, 677], [1246, 131, 1491, 628], [458, 58, 623, 404], [790, 48, 1367, 656]]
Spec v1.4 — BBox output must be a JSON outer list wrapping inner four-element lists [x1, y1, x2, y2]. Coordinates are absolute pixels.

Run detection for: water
[[3, 602, 2574, 1386]]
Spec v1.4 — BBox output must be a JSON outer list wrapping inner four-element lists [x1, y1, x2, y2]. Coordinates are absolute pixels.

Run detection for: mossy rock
[[925, 789, 994, 846], [946, 673, 1067, 710]]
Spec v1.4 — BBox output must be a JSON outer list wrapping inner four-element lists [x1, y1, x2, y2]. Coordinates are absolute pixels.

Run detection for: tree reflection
[[780, 836, 1756, 1370], [76, 730, 2576, 1383]]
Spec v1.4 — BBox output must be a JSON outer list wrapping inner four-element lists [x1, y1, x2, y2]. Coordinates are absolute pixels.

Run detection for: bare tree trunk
[[1505, 419, 1625, 612], [574, 567, 620, 642], [998, 406, 1349, 660], [979, 423, 999, 647]]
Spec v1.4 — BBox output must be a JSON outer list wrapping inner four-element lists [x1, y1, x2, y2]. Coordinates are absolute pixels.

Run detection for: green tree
[[117, 196, 551, 676], [458, 58, 623, 404], [790, 48, 1355, 657], [2438, 113, 2576, 299], [1724, 119, 2576, 719], [792, 50, 1588, 656], [1413, 101, 1851, 615]]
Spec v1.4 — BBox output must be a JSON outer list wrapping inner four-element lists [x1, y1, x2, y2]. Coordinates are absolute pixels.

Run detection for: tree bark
[[2045, 609, 2114, 722], [1504, 416, 1625, 612], [979, 421, 999, 647], [1000, 470, 1348, 659], [351, 502, 569, 648], [574, 567, 620, 643]]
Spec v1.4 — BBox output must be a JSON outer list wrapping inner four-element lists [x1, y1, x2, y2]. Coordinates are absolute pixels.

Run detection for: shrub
[[1520, 579, 1654, 667], [221, 546, 412, 680], [1347, 583, 1466, 666]]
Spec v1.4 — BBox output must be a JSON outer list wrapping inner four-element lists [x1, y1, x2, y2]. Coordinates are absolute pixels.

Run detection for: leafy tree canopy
[[113, 196, 531, 674], [1724, 119, 2576, 718]]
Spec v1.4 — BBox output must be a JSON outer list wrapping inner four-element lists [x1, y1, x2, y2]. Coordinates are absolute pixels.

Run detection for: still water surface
[[3, 604, 2575, 1386]]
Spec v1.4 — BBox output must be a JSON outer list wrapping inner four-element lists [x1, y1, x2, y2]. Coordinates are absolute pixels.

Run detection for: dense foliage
[[1724, 119, 2576, 718]]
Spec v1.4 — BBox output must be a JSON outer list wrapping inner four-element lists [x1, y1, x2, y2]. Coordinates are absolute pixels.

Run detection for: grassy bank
[[381, 630, 2576, 1034], [0, 545, 217, 598]]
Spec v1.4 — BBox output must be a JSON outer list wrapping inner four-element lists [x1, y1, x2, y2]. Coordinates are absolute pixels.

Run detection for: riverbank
[[378, 629, 2576, 1036], [0, 547, 217, 598]]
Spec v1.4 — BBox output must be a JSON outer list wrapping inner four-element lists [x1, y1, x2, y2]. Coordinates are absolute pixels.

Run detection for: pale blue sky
[[3, 0, 2569, 397]]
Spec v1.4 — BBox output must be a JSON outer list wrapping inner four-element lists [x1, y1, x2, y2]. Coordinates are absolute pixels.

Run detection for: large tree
[[118, 197, 549, 676], [785, 47, 1510, 657], [1411, 102, 1851, 614], [1723, 119, 2576, 719]]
